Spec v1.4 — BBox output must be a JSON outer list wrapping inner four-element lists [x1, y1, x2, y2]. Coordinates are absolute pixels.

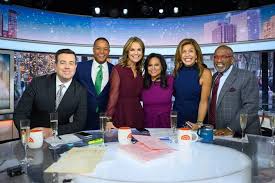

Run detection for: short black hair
[[93, 37, 110, 48], [55, 49, 77, 64]]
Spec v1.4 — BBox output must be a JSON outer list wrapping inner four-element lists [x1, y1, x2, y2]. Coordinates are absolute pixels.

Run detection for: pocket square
[[228, 87, 236, 92]]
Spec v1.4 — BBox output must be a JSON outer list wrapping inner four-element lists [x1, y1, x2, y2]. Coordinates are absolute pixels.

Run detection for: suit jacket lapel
[[48, 73, 57, 112], [216, 67, 238, 108], [57, 79, 75, 110], [86, 60, 97, 96], [100, 62, 112, 95]]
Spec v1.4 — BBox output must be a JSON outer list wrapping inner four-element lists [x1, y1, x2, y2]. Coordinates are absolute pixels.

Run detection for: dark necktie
[[208, 73, 223, 127]]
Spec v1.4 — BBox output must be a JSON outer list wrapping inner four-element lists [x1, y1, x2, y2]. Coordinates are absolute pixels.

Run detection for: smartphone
[[75, 131, 93, 138]]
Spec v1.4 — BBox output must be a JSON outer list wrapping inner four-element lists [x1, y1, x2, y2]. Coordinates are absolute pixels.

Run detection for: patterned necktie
[[95, 64, 103, 95], [56, 84, 65, 110], [208, 73, 223, 127]]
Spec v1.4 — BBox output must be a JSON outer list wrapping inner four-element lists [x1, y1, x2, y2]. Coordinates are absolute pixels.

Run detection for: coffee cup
[[118, 127, 132, 145], [178, 128, 198, 145], [28, 129, 43, 149], [197, 124, 214, 143]]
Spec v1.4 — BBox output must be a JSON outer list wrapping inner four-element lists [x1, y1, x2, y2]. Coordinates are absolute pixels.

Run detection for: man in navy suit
[[14, 49, 87, 138], [74, 37, 114, 130]]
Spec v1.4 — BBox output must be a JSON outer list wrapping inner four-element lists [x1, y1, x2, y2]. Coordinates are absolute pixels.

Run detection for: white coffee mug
[[118, 127, 132, 145], [178, 128, 198, 145], [28, 129, 43, 149]]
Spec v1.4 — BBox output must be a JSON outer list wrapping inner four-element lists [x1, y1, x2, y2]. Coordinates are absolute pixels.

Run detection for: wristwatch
[[196, 121, 203, 126]]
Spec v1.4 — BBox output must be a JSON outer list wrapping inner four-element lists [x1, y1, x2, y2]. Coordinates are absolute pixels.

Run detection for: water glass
[[20, 119, 30, 164], [170, 111, 177, 143], [99, 113, 110, 146], [50, 112, 58, 138], [49, 112, 59, 149], [240, 112, 248, 141]]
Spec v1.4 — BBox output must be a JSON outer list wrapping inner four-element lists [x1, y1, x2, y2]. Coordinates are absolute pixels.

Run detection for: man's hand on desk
[[105, 122, 117, 132], [31, 127, 53, 139]]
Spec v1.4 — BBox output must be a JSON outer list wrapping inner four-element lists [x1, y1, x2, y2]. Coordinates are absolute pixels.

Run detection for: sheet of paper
[[132, 135, 173, 150], [45, 134, 81, 146], [45, 146, 105, 173], [120, 142, 174, 162], [120, 135, 175, 162]]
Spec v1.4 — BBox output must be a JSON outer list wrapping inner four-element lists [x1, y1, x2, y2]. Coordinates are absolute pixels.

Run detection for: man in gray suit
[[208, 45, 260, 134]]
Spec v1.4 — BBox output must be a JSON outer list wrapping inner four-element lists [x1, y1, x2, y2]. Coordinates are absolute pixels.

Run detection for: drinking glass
[[269, 113, 275, 145], [240, 112, 248, 141], [170, 111, 177, 143], [20, 119, 30, 164], [99, 113, 110, 146], [49, 112, 59, 149]]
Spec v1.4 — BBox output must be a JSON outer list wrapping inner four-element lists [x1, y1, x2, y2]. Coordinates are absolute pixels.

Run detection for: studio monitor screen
[[0, 49, 14, 114]]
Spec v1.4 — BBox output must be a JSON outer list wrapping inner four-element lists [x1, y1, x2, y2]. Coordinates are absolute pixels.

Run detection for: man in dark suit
[[208, 45, 260, 134], [14, 49, 87, 138], [74, 37, 114, 130]]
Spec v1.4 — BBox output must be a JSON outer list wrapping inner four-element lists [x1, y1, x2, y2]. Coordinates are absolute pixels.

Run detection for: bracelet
[[196, 121, 203, 125]]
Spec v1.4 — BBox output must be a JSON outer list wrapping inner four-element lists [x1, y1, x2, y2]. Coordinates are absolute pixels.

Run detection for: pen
[[186, 122, 192, 128], [226, 127, 233, 132], [159, 136, 170, 140]]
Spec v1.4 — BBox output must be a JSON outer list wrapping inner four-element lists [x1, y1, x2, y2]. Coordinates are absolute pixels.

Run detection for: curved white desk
[[75, 142, 251, 183]]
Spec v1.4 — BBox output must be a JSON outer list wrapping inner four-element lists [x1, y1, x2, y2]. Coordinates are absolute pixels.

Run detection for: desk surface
[[0, 129, 275, 183]]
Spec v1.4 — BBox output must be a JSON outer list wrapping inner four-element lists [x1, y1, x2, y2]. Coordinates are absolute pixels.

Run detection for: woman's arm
[[105, 67, 120, 130], [197, 68, 212, 123]]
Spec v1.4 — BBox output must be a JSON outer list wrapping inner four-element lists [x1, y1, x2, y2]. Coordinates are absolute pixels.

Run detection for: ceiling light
[[159, 8, 164, 14], [95, 7, 100, 15], [123, 8, 128, 15], [173, 7, 179, 14]]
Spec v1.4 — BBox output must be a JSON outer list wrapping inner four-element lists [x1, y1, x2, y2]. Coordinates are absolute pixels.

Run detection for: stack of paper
[[120, 135, 175, 162], [45, 134, 81, 147], [45, 146, 105, 173]]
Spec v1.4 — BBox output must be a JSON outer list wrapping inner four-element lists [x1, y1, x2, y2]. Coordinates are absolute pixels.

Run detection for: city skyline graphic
[[0, 4, 274, 46]]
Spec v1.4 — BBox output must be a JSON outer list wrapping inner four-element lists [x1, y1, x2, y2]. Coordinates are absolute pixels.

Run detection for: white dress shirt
[[216, 65, 233, 101], [91, 61, 109, 92]]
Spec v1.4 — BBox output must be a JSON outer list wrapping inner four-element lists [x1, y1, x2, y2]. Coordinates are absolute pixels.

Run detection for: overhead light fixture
[[94, 7, 101, 15], [173, 7, 179, 14], [159, 8, 164, 14], [123, 8, 128, 15]]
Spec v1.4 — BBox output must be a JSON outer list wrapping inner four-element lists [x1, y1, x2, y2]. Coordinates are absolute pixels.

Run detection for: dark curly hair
[[143, 53, 168, 89]]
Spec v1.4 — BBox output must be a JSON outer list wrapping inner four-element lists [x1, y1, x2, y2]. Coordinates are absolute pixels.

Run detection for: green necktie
[[95, 64, 103, 95]]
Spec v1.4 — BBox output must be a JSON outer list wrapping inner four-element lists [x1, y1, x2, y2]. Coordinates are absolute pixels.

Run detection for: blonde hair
[[119, 37, 145, 74], [173, 38, 204, 77]]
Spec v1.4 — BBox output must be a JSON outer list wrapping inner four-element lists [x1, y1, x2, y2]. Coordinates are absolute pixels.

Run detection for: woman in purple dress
[[106, 37, 145, 130], [141, 53, 173, 128]]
